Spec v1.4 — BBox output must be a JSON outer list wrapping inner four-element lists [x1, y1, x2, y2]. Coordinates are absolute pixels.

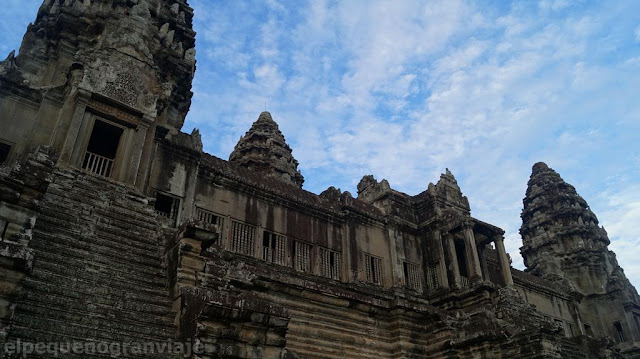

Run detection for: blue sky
[[2, 0, 639, 289]]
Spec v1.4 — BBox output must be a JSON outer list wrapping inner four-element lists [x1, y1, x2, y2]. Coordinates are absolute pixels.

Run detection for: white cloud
[[538, 0, 572, 12], [598, 185, 640, 289], [1, 0, 638, 290], [179, 0, 640, 288]]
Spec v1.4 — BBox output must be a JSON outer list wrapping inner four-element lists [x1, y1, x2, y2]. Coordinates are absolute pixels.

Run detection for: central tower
[[0, 0, 196, 186]]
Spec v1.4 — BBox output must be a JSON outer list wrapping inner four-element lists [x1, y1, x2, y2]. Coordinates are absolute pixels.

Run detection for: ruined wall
[[168, 221, 624, 359], [512, 270, 579, 337], [0, 147, 55, 342]]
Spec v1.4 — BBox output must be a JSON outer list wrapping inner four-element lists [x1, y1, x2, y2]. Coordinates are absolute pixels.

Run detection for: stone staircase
[[559, 337, 587, 359], [5, 169, 176, 358]]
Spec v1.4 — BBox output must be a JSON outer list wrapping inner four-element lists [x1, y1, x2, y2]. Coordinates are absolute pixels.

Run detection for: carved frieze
[[87, 98, 141, 126]]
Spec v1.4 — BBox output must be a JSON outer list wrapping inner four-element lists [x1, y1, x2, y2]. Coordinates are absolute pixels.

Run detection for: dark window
[[230, 221, 255, 256], [455, 238, 468, 278], [262, 231, 286, 265], [364, 253, 382, 285], [403, 261, 422, 291], [0, 143, 11, 164], [293, 240, 312, 272], [196, 208, 224, 227], [155, 192, 179, 227], [86, 120, 123, 159], [614, 321, 625, 342], [82, 120, 123, 177], [320, 247, 341, 280], [425, 263, 439, 291]]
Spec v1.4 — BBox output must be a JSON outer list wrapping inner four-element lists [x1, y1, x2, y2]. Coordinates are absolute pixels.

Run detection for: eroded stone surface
[[229, 112, 305, 188], [0, 2, 639, 358]]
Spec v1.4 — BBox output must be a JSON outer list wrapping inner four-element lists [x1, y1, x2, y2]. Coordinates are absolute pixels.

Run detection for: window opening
[[82, 120, 123, 177], [319, 247, 341, 280], [230, 221, 255, 256], [292, 240, 312, 273], [263, 231, 287, 265]]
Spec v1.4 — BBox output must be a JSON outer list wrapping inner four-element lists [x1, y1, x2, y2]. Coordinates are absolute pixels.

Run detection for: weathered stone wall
[[1, 2, 638, 358], [0, 147, 55, 343], [168, 222, 620, 359], [1, 149, 178, 357]]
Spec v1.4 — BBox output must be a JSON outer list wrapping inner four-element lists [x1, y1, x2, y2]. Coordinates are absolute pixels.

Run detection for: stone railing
[[82, 151, 114, 178]]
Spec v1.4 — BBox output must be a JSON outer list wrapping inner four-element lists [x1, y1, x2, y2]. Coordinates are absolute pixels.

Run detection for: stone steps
[[20, 273, 172, 318], [8, 326, 169, 359], [30, 231, 163, 270], [23, 272, 171, 309], [32, 226, 160, 260], [31, 239, 165, 279], [7, 170, 176, 358], [30, 263, 167, 297], [14, 302, 174, 340], [16, 288, 174, 328], [34, 215, 160, 252], [31, 254, 166, 288], [32, 229, 161, 262], [560, 337, 586, 359], [16, 286, 173, 327]]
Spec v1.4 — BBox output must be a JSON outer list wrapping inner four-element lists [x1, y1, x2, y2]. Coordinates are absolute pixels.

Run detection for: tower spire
[[229, 112, 304, 188], [520, 162, 638, 300]]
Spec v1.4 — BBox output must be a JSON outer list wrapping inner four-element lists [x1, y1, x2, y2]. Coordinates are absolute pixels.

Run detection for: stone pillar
[[462, 223, 482, 281], [58, 89, 91, 166], [135, 123, 157, 191], [433, 229, 449, 289], [442, 232, 461, 288], [494, 235, 513, 286], [124, 116, 152, 185], [478, 243, 489, 280]]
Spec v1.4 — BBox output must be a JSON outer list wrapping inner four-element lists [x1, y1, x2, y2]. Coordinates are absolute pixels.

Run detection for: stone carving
[[229, 111, 305, 188], [87, 98, 141, 126], [102, 72, 139, 107], [1, 1, 640, 358], [520, 162, 637, 298]]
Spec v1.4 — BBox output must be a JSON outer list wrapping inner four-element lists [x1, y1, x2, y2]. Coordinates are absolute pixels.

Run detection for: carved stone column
[[433, 228, 449, 290], [462, 223, 482, 281], [58, 89, 91, 166], [494, 235, 513, 286], [124, 115, 152, 185], [442, 232, 461, 288], [478, 243, 489, 280]]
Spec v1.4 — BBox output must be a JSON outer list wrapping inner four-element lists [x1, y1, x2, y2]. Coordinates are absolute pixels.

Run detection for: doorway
[[82, 120, 123, 178]]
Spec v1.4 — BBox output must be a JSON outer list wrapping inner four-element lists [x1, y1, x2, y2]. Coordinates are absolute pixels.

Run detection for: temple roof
[[229, 112, 304, 188]]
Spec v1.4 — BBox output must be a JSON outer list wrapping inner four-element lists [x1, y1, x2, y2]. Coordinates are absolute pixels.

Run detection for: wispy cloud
[[2, 0, 638, 289], [186, 0, 640, 288]]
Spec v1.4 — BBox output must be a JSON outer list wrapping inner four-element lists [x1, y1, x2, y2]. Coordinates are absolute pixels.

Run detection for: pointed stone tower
[[229, 112, 304, 188], [521, 162, 640, 342], [0, 0, 196, 185]]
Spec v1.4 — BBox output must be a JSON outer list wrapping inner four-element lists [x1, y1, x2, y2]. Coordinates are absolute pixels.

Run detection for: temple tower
[[229, 111, 304, 188], [521, 162, 640, 343], [0, 0, 196, 186]]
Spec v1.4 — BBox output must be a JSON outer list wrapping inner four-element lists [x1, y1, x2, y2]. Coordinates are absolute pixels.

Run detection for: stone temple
[[0, 1, 639, 358]]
